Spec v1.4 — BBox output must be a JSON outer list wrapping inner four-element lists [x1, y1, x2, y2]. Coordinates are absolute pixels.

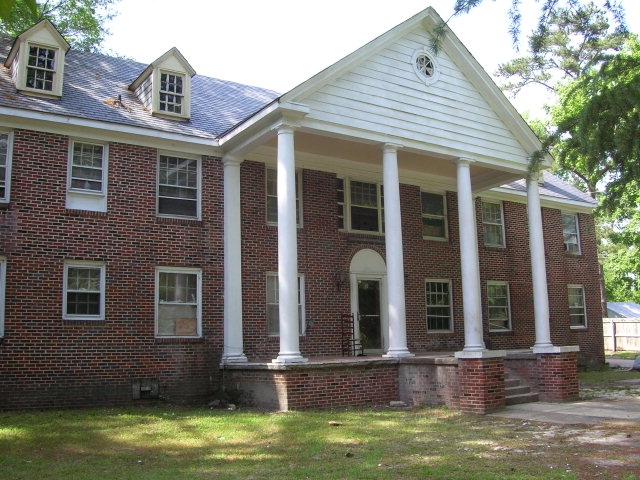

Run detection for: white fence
[[603, 318, 640, 351]]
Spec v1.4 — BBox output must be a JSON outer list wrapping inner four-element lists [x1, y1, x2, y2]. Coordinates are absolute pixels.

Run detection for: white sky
[[102, 0, 640, 116]]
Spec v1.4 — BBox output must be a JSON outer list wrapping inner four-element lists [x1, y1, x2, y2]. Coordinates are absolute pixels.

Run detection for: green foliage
[[550, 39, 640, 211], [0, 0, 119, 52]]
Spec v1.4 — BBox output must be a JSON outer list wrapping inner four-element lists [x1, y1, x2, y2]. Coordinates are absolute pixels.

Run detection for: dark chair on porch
[[340, 313, 363, 356]]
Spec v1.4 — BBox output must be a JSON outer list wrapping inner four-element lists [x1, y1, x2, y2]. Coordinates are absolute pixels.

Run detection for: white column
[[273, 124, 307, 364], [527, 176, 554, 351], [222, 155, 247, 363], [382, 144, 412, 358], [455, 158, 485, 352]]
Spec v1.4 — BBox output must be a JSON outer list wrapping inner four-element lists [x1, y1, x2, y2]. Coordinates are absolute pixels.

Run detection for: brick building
[[0, 9, 603, 412]]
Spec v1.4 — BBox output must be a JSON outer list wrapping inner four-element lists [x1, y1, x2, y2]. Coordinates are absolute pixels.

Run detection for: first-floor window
[[487, 281, 511, 331], [266, 272, 305, 336], [0, 258, 5, 336], [156, 267, 201, 337], [568, 285, 587, 328], [63, 262, 105, 320], [425, 280, 452, 332], [266, 167, 302, 226]]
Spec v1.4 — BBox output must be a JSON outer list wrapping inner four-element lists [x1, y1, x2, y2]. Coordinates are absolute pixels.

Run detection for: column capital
[[382, 142, 403, 153], [222, 154, 243, 167], [453, 156, 475, 167]]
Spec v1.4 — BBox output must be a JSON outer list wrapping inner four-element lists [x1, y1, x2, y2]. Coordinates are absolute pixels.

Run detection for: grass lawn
[[1, 371, 639, 480], [606, 351, 640, 360]]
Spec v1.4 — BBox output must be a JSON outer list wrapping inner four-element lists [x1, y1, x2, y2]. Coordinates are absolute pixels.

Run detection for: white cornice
[[0, 106, 221, 156]]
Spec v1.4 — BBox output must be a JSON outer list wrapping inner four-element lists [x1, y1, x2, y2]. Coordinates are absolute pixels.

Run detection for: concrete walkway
[[490, 397, 640, 424], [490, 357, 640, 425]]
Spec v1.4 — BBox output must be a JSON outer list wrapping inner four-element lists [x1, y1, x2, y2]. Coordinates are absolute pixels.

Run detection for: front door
[[357, 278, 383, 352]]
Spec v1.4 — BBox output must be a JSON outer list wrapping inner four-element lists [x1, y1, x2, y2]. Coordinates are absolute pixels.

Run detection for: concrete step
[[506, 391, 540, 405], [506, 385, 533, 396]]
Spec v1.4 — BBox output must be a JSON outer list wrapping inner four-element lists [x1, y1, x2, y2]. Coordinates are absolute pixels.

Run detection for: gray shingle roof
[[0, 36, 280, 139], [607, 302, 640, 318], [501, 170, 598, 206]]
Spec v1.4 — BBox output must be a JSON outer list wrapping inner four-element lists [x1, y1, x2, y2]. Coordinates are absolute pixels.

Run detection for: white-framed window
[[337, 177, 384, 234], [562, 213, 581, 254], [266, 167, 302, 226], [66, 140, 108, 212], [568, 285, 587, 328], [26, 44, 57, 92], [159, 71, 185, 115], [0, 132, 13, 203], [0, 258, 5, 337], [487, 281, 511, 331], [482, 200, 505, 247], [266, 272, 305, 336], [157, 154, 200, 219], [425, 279, 453, 332], [421, 192, 447, 239], [155, 267, 201, 337], [63, 262, 105, 321]]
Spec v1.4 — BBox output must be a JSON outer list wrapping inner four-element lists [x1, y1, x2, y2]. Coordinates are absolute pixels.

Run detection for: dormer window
[[159, 71, 184, 114], [26, 45, 57, 91], [129, 47, 195, 120], [4, 19, 69, 99]]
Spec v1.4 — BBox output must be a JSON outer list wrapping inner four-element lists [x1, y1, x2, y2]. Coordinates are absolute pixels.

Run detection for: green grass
[[1, 404, 638, 480], [606, 350, 640, 360]]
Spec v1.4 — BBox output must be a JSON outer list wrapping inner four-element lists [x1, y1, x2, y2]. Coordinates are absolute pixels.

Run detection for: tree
[[0, 0, 119, 52]]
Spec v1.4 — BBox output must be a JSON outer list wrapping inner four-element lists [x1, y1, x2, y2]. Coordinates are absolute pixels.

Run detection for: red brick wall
[[458, 357, 506, 413], [240, 161, 604, 364], [537, 352, 580, 401], [0, 130, 224, 409]]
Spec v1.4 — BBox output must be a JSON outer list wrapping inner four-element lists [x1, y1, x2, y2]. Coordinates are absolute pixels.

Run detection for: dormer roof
[[4, 19, 70, 98]]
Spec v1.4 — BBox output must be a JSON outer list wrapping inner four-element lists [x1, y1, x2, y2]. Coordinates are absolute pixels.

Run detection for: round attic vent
[[412, 49, 440, 85]]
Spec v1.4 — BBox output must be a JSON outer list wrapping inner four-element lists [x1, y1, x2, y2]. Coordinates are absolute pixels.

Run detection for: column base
[[220, 353, 248, 364], [536, 347, 580, 402], [272, 353, 308, 365], [383, 348, 414, 358], [456, 350, 506, 414]]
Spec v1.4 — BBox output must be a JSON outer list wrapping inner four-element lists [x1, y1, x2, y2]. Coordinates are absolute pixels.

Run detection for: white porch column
[[527, 176, 554, 351], [382, 143, 412, 358], [222, 155, 247, 363], [455, 158, 485, 352], [273, 124, 307, 364]]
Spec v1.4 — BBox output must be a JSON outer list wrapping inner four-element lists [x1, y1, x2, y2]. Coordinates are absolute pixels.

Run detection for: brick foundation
[[457, 354, 506, 414], [536, 351, 579, 402]]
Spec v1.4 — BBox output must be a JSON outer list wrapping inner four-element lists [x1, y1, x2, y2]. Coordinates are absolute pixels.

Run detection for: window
[[568, 285, 587, 328], [487, 281, 511, 331], [159, 71, 184, 114], [69, 142, 105, 193], [0, 258, 5, 337], [562, 213, 581, 254], [337, 178, 384, 233], [0, 132, 13, 202], [157, 154, 200, 218], [425, 280, 452, 332], [266, 168, 302, 225], [156, 267, 201, 337], [26, 45, 56, 92], [421, 192, 447, 239], [482, 201, 505, 247], [266, 272, 305, 336], [63, 262, 105, 320]]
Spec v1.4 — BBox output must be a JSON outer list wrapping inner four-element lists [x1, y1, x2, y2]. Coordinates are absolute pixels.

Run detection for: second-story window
[[26, 45, 56, 92], [338, 178, 384, 234], [159, 72, 184, 114], [0, 132, 13, 202], [562, 213, 581, 254], [158, 154, 199, 219], [482, 200, 505, 247], [266, 167, 302, 226], [421, 192, 447, 239], [70, 142, 105, 193]]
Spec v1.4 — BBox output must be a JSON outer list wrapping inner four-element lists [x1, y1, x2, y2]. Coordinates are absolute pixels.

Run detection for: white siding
[[301, 30, 528, 164]]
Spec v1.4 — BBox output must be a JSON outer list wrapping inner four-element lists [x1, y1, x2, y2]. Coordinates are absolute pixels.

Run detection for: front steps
[[505, 375, 539, 405]]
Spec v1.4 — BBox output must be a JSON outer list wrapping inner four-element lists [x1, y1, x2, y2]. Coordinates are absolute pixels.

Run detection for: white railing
[[603, 318, 640, 351]]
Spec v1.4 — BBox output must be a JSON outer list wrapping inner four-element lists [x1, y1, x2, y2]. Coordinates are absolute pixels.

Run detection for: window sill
[[570, 326, 588, 330], [423, 236, 448, 242], [157, 215, 201, 224]]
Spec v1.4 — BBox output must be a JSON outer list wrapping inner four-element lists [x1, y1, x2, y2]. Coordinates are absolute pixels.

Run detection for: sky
[[102, 0, 640, 116]]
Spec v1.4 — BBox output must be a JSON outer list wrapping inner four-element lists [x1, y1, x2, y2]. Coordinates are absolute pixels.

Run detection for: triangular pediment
[[279, 7, 547, 174]]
